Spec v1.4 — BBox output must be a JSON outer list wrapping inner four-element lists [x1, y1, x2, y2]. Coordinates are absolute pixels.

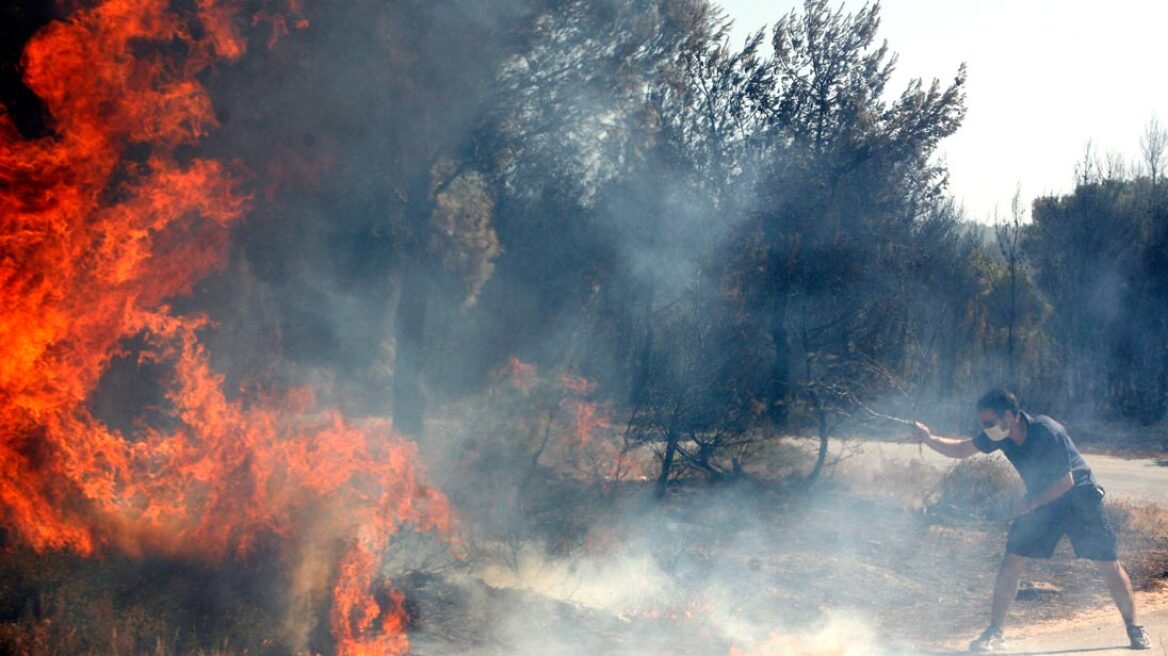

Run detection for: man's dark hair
[[977, 388, 1021, 416]]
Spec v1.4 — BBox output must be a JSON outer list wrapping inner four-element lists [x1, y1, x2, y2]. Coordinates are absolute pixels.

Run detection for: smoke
[[394, 477, 939, 656], [473, 540, 678, 612], [0, 0, 1040, 654]]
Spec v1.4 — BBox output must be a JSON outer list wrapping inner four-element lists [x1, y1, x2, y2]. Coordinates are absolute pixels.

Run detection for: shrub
[[930, 456, 1023, 520]]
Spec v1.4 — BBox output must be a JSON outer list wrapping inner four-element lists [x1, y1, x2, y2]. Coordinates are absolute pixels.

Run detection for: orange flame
[[558, 372, 597, 396], [570, 400, 610, 447], [491, 363, 639, 484], [497, 355, 538, 395], [0, 1, 448, 653]]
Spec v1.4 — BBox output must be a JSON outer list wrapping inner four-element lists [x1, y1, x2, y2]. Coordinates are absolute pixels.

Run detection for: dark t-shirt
[[972, 412, 1097, 497]]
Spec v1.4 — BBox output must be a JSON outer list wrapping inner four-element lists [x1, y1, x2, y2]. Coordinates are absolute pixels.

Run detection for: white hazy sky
[[716, 0, 1168, 223]]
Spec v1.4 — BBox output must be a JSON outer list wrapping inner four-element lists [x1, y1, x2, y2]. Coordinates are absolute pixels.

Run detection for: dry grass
[[0, 548, 289, 656], [0, 617, 242, 656], [1108, 499, 1168, 588], [1, 454, 1165, 655]]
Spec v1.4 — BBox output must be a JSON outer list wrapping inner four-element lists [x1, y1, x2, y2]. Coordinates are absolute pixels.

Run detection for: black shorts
[[1006, 485, 1117, 561]]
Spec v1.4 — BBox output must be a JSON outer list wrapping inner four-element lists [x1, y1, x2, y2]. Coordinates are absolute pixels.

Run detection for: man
[[911, 388, 1152, 652]]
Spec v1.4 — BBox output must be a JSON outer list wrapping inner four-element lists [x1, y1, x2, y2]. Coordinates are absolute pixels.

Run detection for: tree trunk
[[654, 428, 678, 500], [769, 297, 790, 425], [805, 405, 829, 485], [1006, 259, 1018, 387], [629, 286, 656, 407], [938, 308, 959, 397]]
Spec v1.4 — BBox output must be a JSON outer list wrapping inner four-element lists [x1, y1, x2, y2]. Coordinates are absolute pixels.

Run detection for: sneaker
[[1127, 623, 1151, 650], [969, 625, 1005, 652]]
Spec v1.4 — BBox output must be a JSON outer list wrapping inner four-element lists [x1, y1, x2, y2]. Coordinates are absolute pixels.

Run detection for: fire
[[0, 0, 451, 653], [498, 355, 538, 395], [558, 375, 626, 485], [558, 373, 609, 446], [558, 371, 598, 396], [494, 360, 638, 485]]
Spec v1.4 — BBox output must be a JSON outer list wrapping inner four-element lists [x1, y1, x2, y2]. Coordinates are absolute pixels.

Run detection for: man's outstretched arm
[[910, 421, 980, 459]]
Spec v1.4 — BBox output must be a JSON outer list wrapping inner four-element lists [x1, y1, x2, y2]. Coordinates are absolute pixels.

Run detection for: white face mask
[[984, 423, 1009, 441]]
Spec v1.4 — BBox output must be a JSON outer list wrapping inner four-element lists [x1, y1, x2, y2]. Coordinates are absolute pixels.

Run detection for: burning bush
[[0, 1, 457, 653], [426, 358, 644, 569]]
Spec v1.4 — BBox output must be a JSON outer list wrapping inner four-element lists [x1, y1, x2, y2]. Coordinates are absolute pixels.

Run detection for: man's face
[[978, 408, 1012, 441]]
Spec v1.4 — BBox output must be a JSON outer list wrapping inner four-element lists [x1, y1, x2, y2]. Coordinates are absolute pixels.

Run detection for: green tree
[[995, 187, 1028, 386], [740, 0, 965, 429], [1027, 171, 1140, 414]]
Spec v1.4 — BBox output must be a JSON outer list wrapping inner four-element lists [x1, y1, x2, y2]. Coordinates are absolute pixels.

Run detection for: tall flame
[[0, 1, 451, 653]]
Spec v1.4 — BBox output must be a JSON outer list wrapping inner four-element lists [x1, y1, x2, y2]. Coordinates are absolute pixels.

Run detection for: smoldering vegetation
[[4, 452, 1165, 655], [2, 0, 1168, 654]]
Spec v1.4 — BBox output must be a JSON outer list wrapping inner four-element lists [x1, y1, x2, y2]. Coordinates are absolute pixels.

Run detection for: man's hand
[[1014, 472, 1073, 519], [909, 421, 931, 444]]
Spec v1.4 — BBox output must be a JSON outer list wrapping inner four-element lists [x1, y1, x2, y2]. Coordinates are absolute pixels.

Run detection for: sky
[[716, 0, 1168, 223]]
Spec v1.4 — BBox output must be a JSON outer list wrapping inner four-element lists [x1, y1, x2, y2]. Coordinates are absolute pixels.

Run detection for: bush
[[930, 456, 1023, 520], [1105, 499, 1168, 538]]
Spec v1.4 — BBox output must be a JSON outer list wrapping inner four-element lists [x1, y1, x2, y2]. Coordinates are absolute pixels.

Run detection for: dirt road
[[852, 439, 1167, 655], [907, 588, 1168, 655]]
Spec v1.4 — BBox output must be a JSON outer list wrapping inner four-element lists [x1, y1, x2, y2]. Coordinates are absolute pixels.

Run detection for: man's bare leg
[[990, 554, 1028, 629], [1094, 559, 1137, 625]]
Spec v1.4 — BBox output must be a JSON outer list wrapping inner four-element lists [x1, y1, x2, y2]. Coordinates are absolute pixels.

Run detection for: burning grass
[[0, 448, 1166, 655]]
